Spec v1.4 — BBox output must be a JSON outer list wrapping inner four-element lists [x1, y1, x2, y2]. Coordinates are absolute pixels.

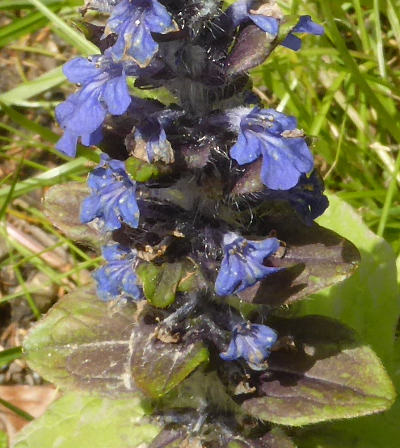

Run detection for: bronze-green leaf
[[43, 182, 101, 251], [130, 322, 209, 398], [23, 286, 139, 396], [241, 316, 396, 426]]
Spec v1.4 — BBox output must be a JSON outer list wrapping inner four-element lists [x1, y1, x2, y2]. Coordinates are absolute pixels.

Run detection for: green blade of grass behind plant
[[373, 0, 386, 78], [0, 153, 25, 221], [0, 398, 34, 422], [27, 0, 98, 55], [0, 347, 23, 368], [318, 1, 400, 237], [0, 10, 58, 49], [0, 158, 91, 200], [0, 0, 81, 10], [13, 262, 41, 319], [0, 0, 98, 106], [0, 67, 65, 106], [0, 102, 100, 162]]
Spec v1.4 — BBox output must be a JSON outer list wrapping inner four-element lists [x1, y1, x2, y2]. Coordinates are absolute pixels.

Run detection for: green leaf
[[137, 262, 182, 308], [162, 369, 239, 418], [125, 157, 160, 182], [12, 392, 161, 448], [0, 430, 7, 448], [43, 182, 102, 251], [23, 286, 139, 395], [299, 194, 400, 365], [241, 316, 396, 426]]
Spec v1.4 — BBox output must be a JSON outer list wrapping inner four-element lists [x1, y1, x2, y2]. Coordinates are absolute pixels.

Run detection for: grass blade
[[0, 347, 23, 368], [0, 398, 34, 422], [27, 0, 99, 55], [0, 67, 65, 106]]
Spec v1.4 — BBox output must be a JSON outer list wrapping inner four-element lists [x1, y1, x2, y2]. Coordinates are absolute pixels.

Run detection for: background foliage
[[0, 0, 399, 447]]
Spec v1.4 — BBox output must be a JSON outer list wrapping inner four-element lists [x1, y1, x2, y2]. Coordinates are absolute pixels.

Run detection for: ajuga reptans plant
[[26, 1, 395, 447]]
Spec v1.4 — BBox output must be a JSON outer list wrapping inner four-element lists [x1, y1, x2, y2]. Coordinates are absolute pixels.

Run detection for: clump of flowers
[[39, 0, 394, 445]]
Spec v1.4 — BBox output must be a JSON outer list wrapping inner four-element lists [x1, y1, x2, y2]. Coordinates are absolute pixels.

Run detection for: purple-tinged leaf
[[148, 429, 189, 448], [150, 426, 296, 448], [226, 25, 276, 75], [237, 217, 360, 306], [241, 316, 396, 425], [227, 427, 296, 447]]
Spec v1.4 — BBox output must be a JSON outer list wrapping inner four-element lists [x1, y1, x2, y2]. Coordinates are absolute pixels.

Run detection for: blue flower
[[290, 172, 329, 223], [281, 15, 324, 51], [220, 322, 278, 370], [133, 118, 174, 164], [56, 54, 131, 157], [227, 0, 282, 35], [81, 154, 140, 231], [93, 244, 142, 301], [227, 1, 322, 50], [257, 171, 328, 225], [229, 107, 314, 190], [215, 232, 281, 296], [105, 0, 177, 67]]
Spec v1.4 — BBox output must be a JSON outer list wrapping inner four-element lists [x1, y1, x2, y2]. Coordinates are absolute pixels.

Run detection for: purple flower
[[105, 0, 177, 67], [229, 107, 314, 190], [215, 232, 280, 296], [93, 244, 142, 301], [220, 322, 278, 370], [281, 15, 324, 51], [56, 54, 131, 157], [81, 154, 139, 231]]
